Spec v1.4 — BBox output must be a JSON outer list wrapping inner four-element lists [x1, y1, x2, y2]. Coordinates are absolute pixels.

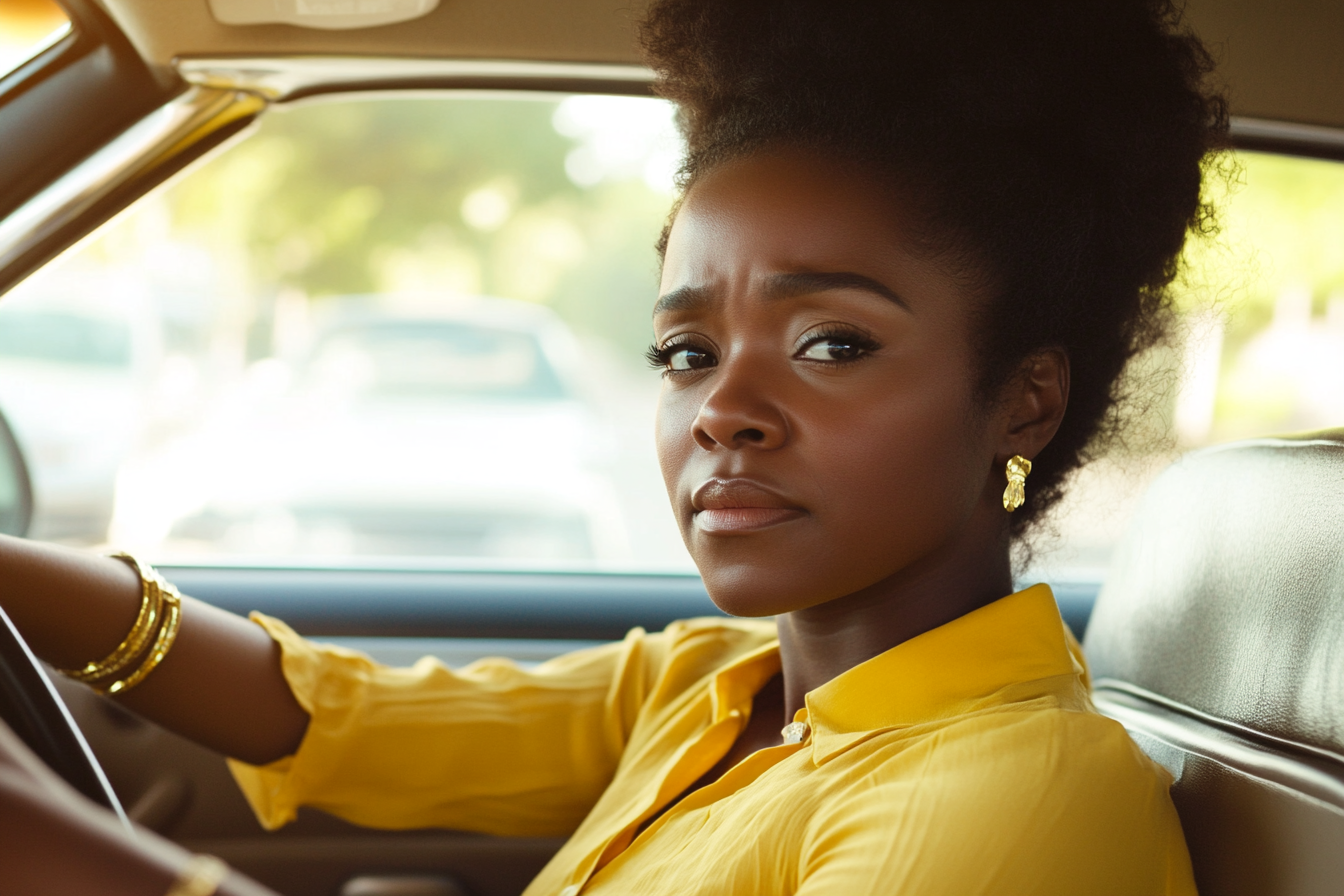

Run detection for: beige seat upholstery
[[1084, 429, 1344, 896]]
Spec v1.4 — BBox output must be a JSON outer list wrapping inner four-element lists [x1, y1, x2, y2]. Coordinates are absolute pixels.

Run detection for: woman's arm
[[0, 719, 279, 896], [0, 534, 308, 765]]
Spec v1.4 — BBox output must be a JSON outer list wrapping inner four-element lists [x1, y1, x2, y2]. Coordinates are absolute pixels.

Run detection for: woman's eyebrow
[[653, 272, 908, 317], [765, 271, 910, 310], [652, 285, 711, 316]]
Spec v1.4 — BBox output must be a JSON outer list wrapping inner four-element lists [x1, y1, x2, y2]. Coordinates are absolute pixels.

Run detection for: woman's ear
[[997, 349, 1070, 462]]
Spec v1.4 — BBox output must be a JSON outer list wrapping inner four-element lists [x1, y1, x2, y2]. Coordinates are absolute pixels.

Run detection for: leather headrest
[[1084, 430, 1344, 756]]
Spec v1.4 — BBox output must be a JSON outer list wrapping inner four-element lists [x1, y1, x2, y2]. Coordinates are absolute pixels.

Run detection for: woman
[[0, 0, 1223, 892]]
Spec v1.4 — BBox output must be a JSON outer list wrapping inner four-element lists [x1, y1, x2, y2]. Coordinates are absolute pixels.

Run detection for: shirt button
[[560, 886, 582, 896], [781, 721, 809, 744]]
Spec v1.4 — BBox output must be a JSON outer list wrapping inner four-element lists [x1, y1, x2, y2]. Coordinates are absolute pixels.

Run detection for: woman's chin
[[686, 521, 897, 617], [698, 565, 836, 618]]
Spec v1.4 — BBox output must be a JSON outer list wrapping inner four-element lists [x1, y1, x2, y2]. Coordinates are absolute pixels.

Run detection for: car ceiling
[[94, 0, 1344, 131], [97, 0, 651, 69]]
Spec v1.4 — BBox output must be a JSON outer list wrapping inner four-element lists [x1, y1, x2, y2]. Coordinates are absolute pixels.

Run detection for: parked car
[[116, 297, 628, 562]]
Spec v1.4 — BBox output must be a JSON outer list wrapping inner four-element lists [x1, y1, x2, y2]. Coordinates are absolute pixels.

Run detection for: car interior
[[0, 1, 1342, 895]]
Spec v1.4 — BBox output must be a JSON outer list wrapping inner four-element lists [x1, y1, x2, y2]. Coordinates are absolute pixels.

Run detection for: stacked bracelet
[[58, 552, 184, 696], [61, 553, 162, 683]]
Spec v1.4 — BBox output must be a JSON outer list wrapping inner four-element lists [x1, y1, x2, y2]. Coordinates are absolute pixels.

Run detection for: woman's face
[[654, 149, 1005, 617]]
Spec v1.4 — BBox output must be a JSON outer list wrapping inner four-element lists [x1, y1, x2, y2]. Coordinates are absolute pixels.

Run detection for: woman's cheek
[[654, 385, 701, 512], [818, 382, 984, 559]]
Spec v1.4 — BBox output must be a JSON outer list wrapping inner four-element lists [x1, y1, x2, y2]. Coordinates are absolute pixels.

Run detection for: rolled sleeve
[[228, 613, 666, 836]]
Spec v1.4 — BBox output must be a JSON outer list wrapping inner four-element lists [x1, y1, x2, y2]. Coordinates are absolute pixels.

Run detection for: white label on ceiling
[[208, 0, 441, 30]]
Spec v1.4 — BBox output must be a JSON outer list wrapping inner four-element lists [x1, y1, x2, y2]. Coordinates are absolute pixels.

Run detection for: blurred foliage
[[1178, 151, 1344, 439], [166, 96, 673, 366], [1182, 151, 1344, 327]]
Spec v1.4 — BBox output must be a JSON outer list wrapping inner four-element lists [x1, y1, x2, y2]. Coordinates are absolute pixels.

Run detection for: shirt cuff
[[226, 612, 375, 831]]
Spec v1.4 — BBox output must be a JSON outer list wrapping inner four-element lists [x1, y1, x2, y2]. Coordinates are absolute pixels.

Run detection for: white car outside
[[112, 296, 629, 562]]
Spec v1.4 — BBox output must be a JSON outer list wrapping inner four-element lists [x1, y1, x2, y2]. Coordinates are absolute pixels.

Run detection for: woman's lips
[[692, 478, 806, 533]]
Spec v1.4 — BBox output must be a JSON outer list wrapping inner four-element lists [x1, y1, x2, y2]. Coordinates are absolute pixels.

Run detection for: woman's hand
[[0, 719, 278, 896], [0, 534, 308, 765]]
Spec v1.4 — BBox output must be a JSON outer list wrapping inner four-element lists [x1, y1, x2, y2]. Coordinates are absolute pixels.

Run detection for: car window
[[3, 92, 689, 567], [0, 0, 69, 78], [1, 90, 1340, 576], [1032, 150, 1344, 580]]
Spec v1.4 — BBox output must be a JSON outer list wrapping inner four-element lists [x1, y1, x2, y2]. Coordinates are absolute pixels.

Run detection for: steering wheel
[[0, 603, 131, 830], [0, 402, 128, 827]]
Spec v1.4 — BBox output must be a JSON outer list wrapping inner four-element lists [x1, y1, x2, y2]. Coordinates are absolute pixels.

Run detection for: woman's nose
[[691, 357, 788, 451]]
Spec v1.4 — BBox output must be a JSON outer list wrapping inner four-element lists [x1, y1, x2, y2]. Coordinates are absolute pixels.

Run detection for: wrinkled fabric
[[229, 585, 1196, 895]]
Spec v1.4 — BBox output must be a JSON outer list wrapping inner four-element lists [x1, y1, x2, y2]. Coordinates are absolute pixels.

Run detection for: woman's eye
[[645, 340, 717, 373], [666, 345, 717, 371], [797, 335, 874, 362]]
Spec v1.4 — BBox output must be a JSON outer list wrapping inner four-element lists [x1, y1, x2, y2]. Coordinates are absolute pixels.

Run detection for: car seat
[[1083, 429, 1344, 896]]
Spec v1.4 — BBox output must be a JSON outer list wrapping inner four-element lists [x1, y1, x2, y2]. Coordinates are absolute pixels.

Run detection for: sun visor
[[207, 0, 441, 30]]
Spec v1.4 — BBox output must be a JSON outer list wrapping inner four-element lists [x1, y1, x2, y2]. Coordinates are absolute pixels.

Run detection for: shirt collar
[[801, 584, 1086, 764], [710, 639, 781, 722]]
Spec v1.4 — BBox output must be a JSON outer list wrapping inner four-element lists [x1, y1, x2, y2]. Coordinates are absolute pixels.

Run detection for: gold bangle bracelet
[[102, 582, 182, 696], [166, 854, 229, 896], [59, 552, 163, 683]]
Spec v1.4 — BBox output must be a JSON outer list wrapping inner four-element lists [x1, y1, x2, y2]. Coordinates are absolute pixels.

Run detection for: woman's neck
[[773, 508, 1014, 725]]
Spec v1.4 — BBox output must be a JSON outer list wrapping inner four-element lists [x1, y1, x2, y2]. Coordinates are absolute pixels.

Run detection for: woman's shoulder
[[803, 707, 1192, 894], [849, 701, 1176, 815]]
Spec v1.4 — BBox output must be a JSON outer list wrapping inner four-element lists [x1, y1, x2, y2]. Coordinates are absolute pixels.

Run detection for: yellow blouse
[[229, 584, 1196, 895]]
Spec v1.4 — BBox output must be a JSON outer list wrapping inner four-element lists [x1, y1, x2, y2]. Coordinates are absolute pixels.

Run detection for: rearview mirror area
[[0, 405, 33, 537]]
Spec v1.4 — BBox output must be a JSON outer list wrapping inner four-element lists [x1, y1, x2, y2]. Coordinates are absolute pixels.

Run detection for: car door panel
[[54, 666, 566, 896]]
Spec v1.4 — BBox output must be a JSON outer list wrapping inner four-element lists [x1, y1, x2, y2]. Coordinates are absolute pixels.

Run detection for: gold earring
[[1002, 455, 1032, 512]]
